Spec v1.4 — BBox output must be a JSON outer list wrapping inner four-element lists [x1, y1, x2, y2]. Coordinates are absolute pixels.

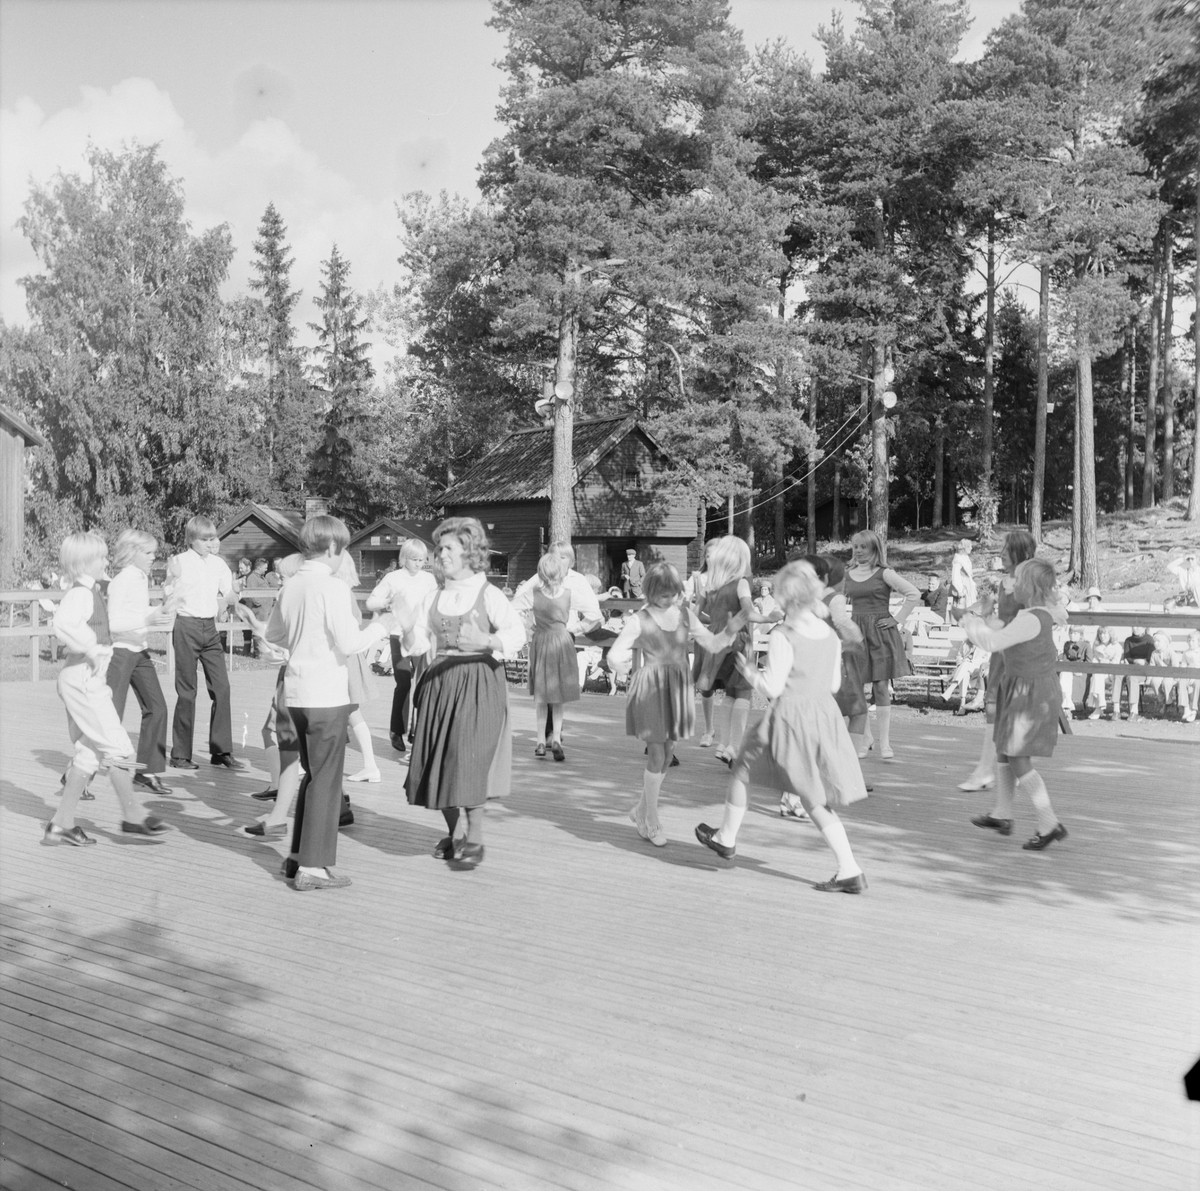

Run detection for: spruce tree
[[307, 244, 375, 520]]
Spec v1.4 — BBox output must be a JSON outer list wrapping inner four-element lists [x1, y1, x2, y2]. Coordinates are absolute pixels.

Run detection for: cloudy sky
[[0, 0, 1024, 359]]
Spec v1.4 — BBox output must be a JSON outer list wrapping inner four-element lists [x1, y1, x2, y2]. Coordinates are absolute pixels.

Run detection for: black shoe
[[391, 734, 407, 754], [121, 816, 170, 835], [408, 728, 415, 744], [1022, 823, 1068, 851], [695, 822, 735, 859], [170, 758, 199, 771], [534, 743, 547, 759], [670, 754, 680, 767], [551, 743, 566, 762], [211, 753, 248, 771], [433, 836, 455, 860], [971, 813, 1013, 836], [813, 872, 867, 893], [251, 787, 278, 801], [339, 809, 355, 828], [133, 773, 171, 796]]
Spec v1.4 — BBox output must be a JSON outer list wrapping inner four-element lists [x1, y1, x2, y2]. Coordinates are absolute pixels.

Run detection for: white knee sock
[[877, 706, 892, 752], [849, 732, 867, 758], [819, 814, 862, 879], [716, 802, 746, 847], [992, 762, 1015, 819], [642, 769, 665, 827], [1019, 769, 1058, 834], [351, 720, 376, 769], [976, 730, 994, 778], [728, 701, 749, 754], [52, 766, 90, 828]]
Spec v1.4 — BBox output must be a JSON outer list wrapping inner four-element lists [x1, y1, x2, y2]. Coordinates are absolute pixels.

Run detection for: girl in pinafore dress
[[962, 558, 1068, 850], [336, 552, 382, 784], [396, 518, 525, 869], [512, 550, 579, 761], [692, 536, 782, 763], [608, 563, 745, 847], [843, 531, 920, 760], [957, 529, 1038, 791], [695, 561, 869, 892]]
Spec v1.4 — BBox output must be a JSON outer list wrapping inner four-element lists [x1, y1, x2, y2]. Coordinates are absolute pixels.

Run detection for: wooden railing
[[0, 587, 374, 682]]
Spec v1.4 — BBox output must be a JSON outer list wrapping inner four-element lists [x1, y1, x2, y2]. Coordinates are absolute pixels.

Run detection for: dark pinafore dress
[[528, 586, 580, 704], [405, 583, 511, 809], [992, 607, 1060, 759], [825, 591, 868, 719], [843, 568, 911, 683], [692, 580, 753, 697], [985, 581, 1022, 725], [626, 609, 695, 743], [733, 624, 868, 808]]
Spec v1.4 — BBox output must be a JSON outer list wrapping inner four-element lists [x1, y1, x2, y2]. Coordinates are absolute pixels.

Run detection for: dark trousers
[[171, 616, 233, 761], [289, 704, 351, 869], [389, 638, 413, 738], [106, 648, 168, 774]]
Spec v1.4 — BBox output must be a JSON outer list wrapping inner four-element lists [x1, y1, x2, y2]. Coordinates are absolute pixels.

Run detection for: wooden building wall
[[0, 427, 25, 581], [441, 500, 549, 586], [218, 518, 296, 569]]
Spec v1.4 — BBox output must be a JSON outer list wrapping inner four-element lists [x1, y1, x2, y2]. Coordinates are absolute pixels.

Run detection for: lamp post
[[849, 358, 898, 540]]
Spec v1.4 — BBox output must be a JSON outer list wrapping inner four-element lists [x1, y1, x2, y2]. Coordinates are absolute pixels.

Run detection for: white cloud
[[1, 78, 407, 368]]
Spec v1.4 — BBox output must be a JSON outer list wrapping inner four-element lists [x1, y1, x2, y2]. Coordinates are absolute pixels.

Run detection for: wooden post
[[29, 599, 38, 682]]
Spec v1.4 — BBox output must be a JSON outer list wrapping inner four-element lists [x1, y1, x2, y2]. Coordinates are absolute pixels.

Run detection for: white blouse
[[407, 572, 526, 660]]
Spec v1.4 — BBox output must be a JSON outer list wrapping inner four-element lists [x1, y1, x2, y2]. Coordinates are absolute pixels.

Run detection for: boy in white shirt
[[46, 532, 168, 845], [266, 515, 392, 891], [164, 515, 244, 770]]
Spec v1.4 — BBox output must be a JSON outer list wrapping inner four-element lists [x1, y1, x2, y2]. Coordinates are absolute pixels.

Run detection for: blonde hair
[[537, 550, 567, 586], [60, 531, 108, 581], [705, 535, 751, 592], [851, 530, 885, 567], [433, 517, 490, 573], [1097, 627, 1113, 646], [112, 529, 157, 571], [774, 560, 822, 614], [643, 561, 683, 602], [184, 514, 217, 545], [399, 538, 428, 566], [335, 550, 360, 588], [1152, 631, 1173, 653], [1013, 558, 1056, 607]]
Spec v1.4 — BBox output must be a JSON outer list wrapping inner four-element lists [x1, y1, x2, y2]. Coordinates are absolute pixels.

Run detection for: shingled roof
[[440, 415, 671, 504], [217, 503, 306, 549]]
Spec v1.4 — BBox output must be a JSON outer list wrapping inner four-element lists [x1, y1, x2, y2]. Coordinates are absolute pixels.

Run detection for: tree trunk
[[1118, 321, 1130, 510], [1031, 260, 1050, 540], [1077, 346, 1099, 588], [1162, 226, 1175, 501], [947, 451, 955, 529], [932, 419, 944, 529], [807, 380, 818, 554], [1143, 228, 1162, 508], [727, 492, 734, 535], [549, 281, 578, 546], [1190, 171, 1200, 523], [832, 456, 842, 543], [870, 342, 889, 543], [982, 217, 996, 515], [1071, 367, 1081, 579], [1127, 319, 1138, 509]]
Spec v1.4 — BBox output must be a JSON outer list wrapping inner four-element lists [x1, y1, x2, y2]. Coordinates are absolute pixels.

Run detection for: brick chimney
[[304, 497, 330, 520]]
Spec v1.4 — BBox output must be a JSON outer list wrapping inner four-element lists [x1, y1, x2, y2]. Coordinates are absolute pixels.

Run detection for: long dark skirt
[[405, 654, 511, 809], [854, 614, 912, 683]]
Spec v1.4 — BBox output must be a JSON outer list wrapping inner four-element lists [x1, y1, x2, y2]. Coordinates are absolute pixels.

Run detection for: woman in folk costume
[[962, 558, 1068, 850], [695, 561, 870, 892], [950, 539, 978, 613], [608, 562, 745, 847], [842, 531, 920, 760], [394, 518, 525, 870], [692, 535, 781, 763]]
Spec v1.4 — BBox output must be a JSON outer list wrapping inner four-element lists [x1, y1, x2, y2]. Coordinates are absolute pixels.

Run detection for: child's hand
[[733, 655, 759, 685], [726, 611, 749, 636]]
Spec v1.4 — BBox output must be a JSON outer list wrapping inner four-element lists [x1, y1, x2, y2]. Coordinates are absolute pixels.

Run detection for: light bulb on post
[[882, 363, 895, 386], [881, 390, 898, 410]]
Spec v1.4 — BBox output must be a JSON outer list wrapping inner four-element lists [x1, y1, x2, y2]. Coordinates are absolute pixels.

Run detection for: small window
[[624, 469, 641, 489], [370, 535, 381, 546]]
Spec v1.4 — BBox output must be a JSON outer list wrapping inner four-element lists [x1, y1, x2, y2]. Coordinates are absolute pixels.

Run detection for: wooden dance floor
[[2, 670, 1197, 1190]]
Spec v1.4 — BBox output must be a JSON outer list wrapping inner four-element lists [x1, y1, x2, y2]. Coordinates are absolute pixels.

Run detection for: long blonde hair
[[705, 535, 751, 593], [851, 530, 885, 567]]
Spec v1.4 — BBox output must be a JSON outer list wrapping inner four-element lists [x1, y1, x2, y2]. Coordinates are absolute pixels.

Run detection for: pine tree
[[307, 245, 375, 520], [248, 202, 311, 494]]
